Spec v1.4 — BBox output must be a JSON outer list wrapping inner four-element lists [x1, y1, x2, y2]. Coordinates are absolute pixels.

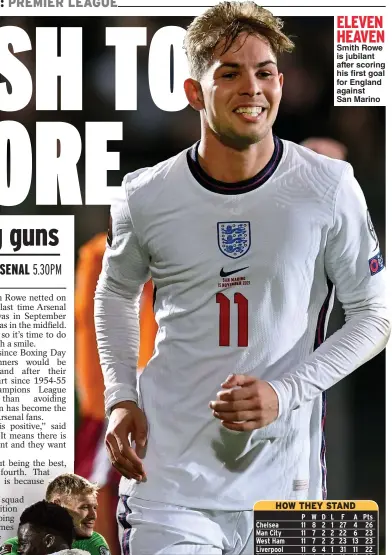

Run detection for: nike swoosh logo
[[220, 266, 249, 278]]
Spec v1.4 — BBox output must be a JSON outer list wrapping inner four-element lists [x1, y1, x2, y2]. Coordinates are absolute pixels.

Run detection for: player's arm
[[211, 164, 389, 429], [94, 175, 150, 480], [269, 164, 390, 416]]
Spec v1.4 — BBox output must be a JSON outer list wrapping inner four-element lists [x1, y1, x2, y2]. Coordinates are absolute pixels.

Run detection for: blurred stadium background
[[0, 14, 386, 552]]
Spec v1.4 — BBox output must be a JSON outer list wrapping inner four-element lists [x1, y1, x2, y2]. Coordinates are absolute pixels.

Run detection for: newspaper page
[[0, 1, 389, 554]]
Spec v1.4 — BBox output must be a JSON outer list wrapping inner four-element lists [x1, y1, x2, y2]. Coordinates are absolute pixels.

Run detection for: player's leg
[[117, 496, 223, 555], [237, 511, 253, 555], [218, 510, 252, 555], [237, 526, 253, 555]]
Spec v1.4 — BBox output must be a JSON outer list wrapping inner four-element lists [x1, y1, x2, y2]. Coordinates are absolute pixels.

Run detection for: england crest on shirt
[[217, 221, 251, 259]]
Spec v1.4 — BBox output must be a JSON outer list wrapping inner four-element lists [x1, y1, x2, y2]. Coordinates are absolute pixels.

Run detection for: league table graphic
[[253, 501, 378, 554]]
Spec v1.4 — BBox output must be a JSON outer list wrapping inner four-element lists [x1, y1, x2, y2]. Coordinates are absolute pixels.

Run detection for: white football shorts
[[117, 495, 253, 555]]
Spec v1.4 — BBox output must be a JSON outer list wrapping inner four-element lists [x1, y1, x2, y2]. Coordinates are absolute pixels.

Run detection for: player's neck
[[197, 132, 275, 183]]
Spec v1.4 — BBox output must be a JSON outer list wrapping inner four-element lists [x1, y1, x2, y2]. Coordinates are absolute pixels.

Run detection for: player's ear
[[43, 534, 55, 548], [184, 78, 204, 111], [278, 72, 284, 88], [51, 498, 62, 506]]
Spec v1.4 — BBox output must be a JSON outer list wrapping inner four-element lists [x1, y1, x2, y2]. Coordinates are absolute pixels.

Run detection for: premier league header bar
[[0, 2, 387, 16]]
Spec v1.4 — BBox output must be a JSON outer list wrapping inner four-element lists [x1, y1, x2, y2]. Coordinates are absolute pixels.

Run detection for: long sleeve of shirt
[[269, 165, 390, 416], [94, 173, 150, 415]]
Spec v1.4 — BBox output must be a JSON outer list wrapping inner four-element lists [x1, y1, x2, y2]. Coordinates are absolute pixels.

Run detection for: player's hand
[[105, 400, 148, 482], [0, 544, 12, 554], [209, 374, 279, 431]]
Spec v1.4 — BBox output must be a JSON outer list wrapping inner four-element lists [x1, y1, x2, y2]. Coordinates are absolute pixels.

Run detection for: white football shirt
[[94, 137, 389, 509]]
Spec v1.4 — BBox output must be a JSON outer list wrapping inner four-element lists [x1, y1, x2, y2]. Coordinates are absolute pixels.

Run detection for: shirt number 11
[[216, 292, 248, 347]]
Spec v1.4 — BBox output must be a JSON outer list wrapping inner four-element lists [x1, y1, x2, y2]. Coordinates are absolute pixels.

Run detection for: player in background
[[1, 474, 110, 555], [74, 232, 157, 555], [300, 137, 347, 161], [94, 2, 389, 554], [8, 500, 85, 555]]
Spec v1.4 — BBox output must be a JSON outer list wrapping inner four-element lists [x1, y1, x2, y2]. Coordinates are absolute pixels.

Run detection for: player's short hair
[[19, 500, 74, 547], [45, 473, 99, 502], [184, 0, 294, 80]]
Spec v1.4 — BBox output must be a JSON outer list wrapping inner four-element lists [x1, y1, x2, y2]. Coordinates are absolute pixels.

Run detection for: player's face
[[17, 524, 49, 555], [60, 493, 97, 538], [199, 33, 283, 149]]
